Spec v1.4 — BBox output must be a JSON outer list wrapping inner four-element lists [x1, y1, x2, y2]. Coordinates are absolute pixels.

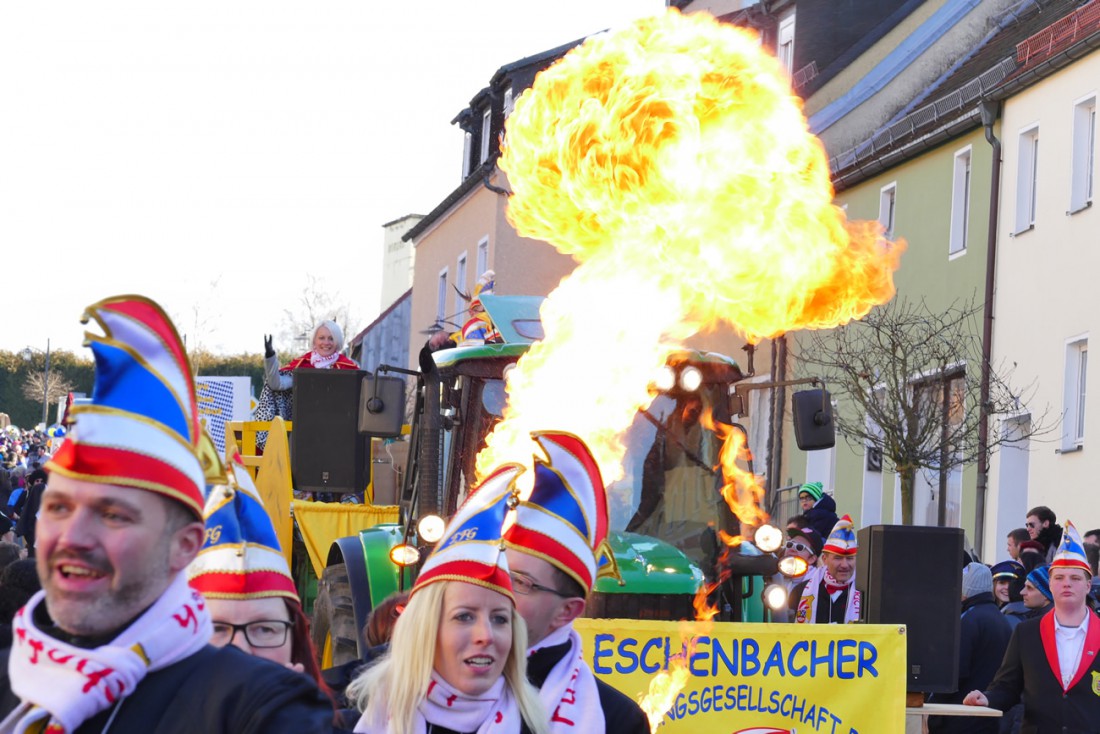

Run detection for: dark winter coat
[[804, 492, 839, 542], [1002, 600, 1031, 629], [983, 609, 1100, 734], [929, 592, 1013, 734], [0, 644, 338, 733], [1038, 524, 1064, 564]]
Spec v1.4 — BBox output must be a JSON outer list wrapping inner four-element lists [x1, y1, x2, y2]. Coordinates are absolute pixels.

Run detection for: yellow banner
[[574, 619, 906, 734], [292, 500, 400, 578]]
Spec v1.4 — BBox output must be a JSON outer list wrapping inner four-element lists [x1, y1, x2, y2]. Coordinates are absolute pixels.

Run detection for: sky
[[0, 1, 666, 357]]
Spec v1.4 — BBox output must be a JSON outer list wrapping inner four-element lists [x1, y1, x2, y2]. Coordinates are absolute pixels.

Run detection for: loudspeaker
[[791, 389, 835, 451], [856, 524, 963, 693], [292, 369, 370, 494], [358, 375, 406, 437]]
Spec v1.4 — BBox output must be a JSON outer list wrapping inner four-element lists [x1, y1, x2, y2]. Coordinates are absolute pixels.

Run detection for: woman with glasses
[[189, 454, 328, 691]]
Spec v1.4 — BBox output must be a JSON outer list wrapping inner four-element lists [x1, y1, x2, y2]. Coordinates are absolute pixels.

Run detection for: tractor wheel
[[311, 563, 360, 668]]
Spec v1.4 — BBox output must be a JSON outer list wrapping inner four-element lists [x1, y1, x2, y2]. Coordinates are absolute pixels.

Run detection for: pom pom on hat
[[822, 515, 858, 556], [1050, 520, 1092, 577], [798, 482, 824, 503], [961, 562, 992, 599]]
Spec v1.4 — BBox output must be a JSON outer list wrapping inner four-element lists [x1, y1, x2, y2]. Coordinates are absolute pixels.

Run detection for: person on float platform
[[788, 515, 860, 624], [347, 459, 547, 734], [188, 449, 328, 689], [503, 431, 649, 734], [965, 521, 1100, 732], [0, 295, 332, 734]]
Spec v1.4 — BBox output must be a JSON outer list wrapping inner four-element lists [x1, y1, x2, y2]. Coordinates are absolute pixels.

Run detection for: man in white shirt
[[964, 521, 1100, 733]]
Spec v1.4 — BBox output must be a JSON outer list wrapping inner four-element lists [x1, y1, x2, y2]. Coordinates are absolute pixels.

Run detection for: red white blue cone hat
[[822, 514, 858, 556], [1051, 520, 1091, 576]]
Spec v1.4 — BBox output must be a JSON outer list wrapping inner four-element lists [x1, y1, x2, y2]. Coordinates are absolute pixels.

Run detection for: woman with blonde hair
[[347, 465, 547, 734]]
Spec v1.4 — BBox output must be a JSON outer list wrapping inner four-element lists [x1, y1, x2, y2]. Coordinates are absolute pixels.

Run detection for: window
[[879, 183, 897, 240], [476, 236, 489, 276], [479, 108, 492, 164], [1015, 126, 1040, 232], [1064, 336, 1088, 448], [949, 147, 971, 256], [503, 87, 514, 119], [462, 132, 472, 180], [436, 268, 448, 324], [1071, 97, 1096, 212], [454, 253, 468, 318], [777, 11, 796, 74]]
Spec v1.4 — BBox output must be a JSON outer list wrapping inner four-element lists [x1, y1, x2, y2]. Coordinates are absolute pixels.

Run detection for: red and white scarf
[[0, 574, 212, 734], [529, 625, 604, 734], [355, 674, 522, 734], [794, 566, 860, 624], [309, 351, 341, 369]]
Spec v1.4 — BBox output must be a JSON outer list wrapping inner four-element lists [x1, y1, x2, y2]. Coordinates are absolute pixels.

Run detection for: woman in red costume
[[254, 320, 358, 450]]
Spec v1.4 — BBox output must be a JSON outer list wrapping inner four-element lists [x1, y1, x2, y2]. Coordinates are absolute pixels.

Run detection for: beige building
[[380, 214, 422, 313]]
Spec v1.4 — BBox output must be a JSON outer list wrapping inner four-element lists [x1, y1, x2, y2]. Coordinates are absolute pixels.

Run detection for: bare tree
[[278, 274, 359, 355], [22, 371, 76, 415], [796, 297, 1049, 525]]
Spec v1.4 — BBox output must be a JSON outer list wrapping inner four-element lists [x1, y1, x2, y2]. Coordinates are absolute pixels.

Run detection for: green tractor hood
[[594, 531, 703, 595]]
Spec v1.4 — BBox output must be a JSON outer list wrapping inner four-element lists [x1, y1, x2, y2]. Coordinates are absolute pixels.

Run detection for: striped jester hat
[[412, 462, 521, 602], [1051, 520, 1092, 577], [503, 431, 619, 594], [188, 449, 299, 601], [47, 295, 205, 518]]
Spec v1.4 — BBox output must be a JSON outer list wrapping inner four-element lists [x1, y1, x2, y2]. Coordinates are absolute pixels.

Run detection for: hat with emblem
[[46, 295, 204, 518], [990, 559, 1025, 581], [822, 515, 858, 556], [1051, 520, 1092, 577]]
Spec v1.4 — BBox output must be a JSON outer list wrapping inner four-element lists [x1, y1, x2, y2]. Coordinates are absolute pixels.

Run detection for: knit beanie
[[798, 481, 824, 503], [1026, 565, 1053, 602], [961, 562, 992, 600]]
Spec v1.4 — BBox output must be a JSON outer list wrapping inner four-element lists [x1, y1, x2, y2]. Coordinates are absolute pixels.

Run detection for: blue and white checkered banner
[[195, 377, 252, 454]]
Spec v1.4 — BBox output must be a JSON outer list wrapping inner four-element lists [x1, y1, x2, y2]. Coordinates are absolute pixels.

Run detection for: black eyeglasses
[[211, 620, 292, 648], [510, 572, 571, 598], [785, 541, 812, 553]]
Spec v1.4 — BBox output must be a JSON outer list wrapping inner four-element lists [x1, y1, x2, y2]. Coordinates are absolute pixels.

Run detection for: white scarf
[[355, 674, 522, 734], [793, 567, 860, 624], [0, 574, 212, 734], [529, 626, 604, 734], [309, 351, 340, 369]]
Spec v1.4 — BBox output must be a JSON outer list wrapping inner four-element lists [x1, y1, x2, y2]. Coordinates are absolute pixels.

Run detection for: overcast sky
[[0, 1, 666, 358]]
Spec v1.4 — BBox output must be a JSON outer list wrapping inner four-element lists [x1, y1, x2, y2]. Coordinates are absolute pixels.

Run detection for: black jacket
[[804, 493, 839, 542], [528, 637, 650, 733], [1, 644, 338, 733], [929, 592, 1013, 734], [983, 609, 1100, 734]]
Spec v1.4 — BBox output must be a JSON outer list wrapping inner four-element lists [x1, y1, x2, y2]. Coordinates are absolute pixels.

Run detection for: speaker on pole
[[856, 524, 963, 693]]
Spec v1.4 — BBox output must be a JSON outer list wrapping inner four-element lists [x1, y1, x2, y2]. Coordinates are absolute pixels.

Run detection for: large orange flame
[[478, 8, 902, 486]]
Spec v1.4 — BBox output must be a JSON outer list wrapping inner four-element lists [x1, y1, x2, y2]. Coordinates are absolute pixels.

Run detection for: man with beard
[[0, 296, 333, 733], [789, 515, 860, 624]]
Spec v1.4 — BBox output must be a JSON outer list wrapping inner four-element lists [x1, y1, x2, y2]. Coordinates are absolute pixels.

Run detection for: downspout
[[975, 99, 1001, 558]]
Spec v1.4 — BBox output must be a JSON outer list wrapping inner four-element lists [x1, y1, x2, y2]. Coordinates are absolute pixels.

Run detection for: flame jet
[[481, 8, 903, 488]]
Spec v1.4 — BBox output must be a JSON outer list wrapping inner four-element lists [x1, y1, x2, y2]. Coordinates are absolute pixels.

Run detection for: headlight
[[417, 514, 446, 544], [679, 366, 703, 392], [389, 544, 420, 567], [763, 583, 789, 611], [653, 366, 676, 392], [777, 555, 809, 578], [754, 524, 783, 553]]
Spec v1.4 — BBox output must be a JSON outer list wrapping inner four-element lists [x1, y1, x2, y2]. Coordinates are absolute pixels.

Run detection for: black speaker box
[[292, 369, 370, 494], [856, 524, 963, 693]]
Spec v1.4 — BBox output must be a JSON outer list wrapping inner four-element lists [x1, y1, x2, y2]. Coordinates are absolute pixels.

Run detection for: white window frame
[[476, 236, 489, 276], [503, 87, 514, 119], [1015, 125, 1040, 233], [436, 267, 449, 324], [454, 252, 468, 318], [1070, 95, 1096, 213], [777, 10, 796, 74], [879, 182, 897, 240], [1063, 335, 1089, 449], [479, 108, 492, 164], [949, 146, 971, 258], [462, 132, 472, 180]]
